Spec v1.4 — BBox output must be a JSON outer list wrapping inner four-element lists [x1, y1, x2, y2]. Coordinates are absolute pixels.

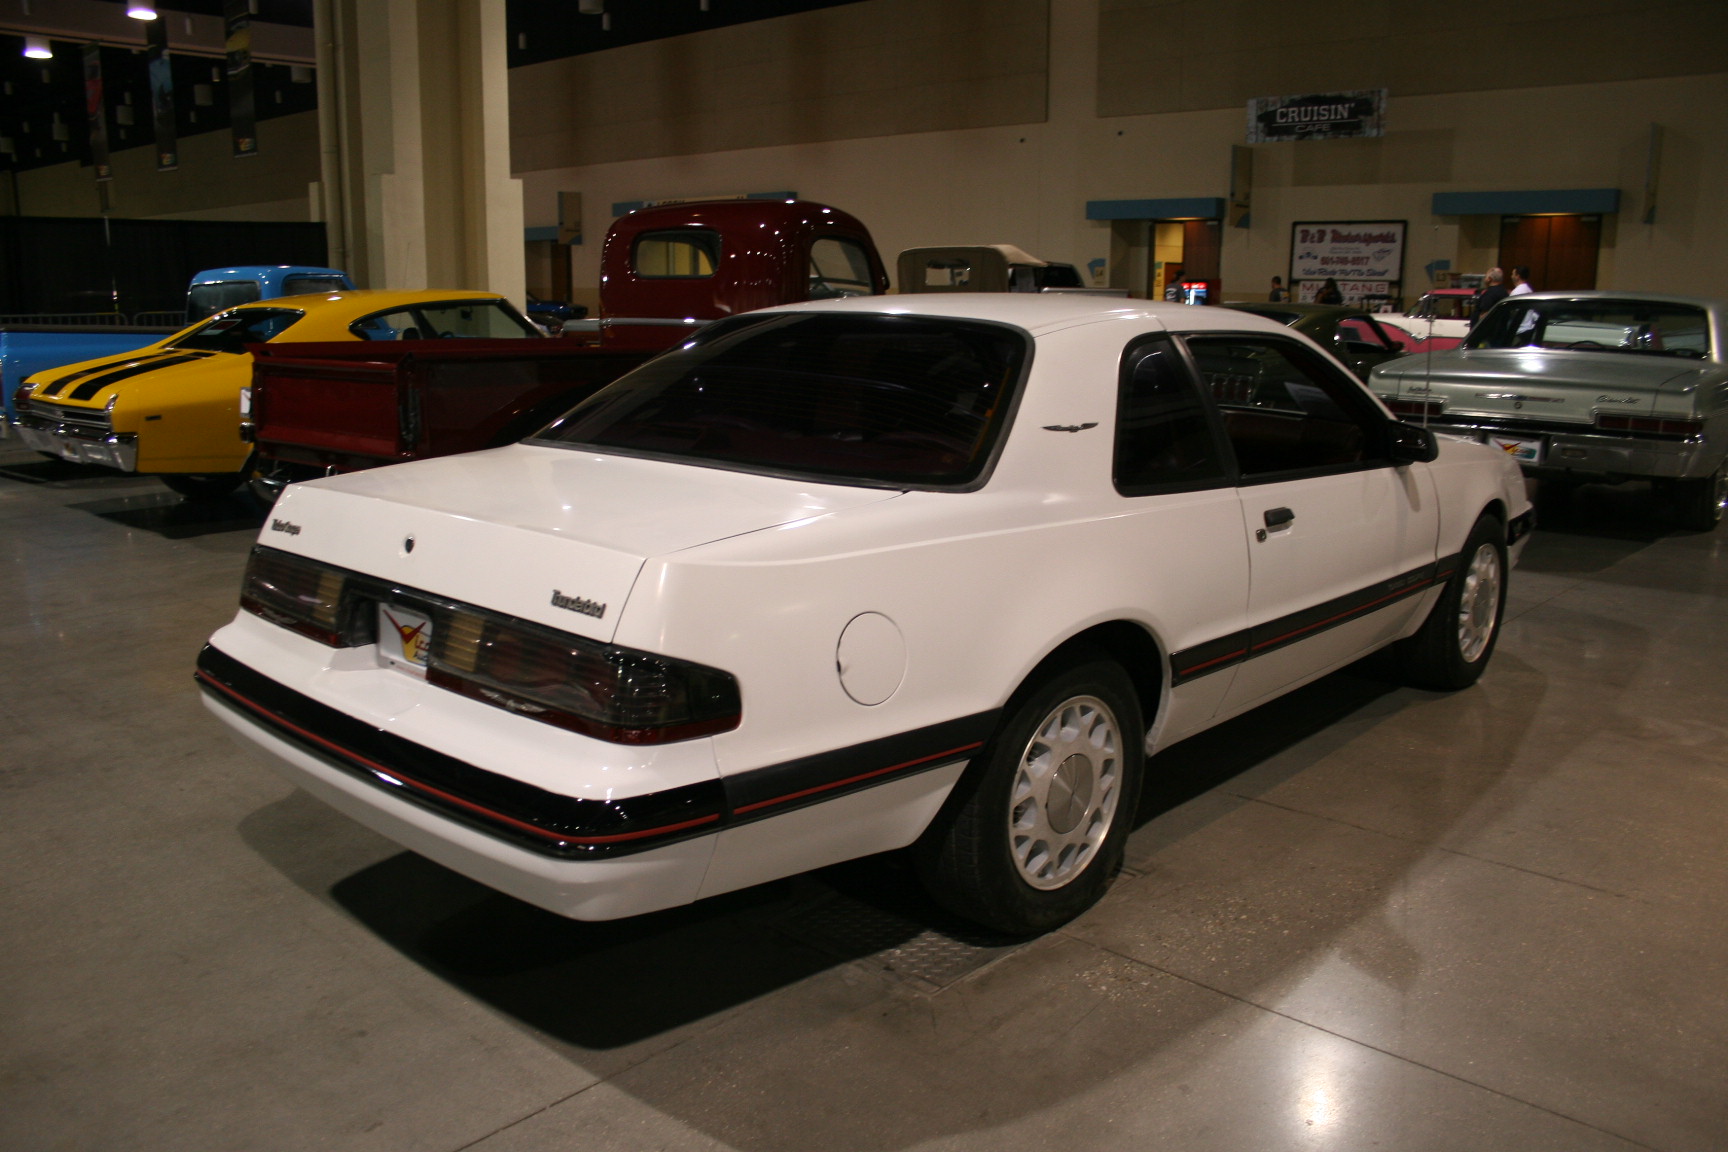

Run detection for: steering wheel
[[1566, 340, 1611, 351]]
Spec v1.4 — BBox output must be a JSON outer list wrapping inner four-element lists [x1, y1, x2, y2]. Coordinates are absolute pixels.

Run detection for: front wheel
[[1671, 463, 1727, 531], [1395, 513, 1507, 691], [915, 657, 1144, 936]]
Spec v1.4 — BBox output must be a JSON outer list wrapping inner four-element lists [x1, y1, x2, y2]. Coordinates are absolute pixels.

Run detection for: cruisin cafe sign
[[1247, 90, 1386, 143]]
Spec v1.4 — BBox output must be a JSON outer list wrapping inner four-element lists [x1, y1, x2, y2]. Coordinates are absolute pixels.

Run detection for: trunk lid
[[262, 444, 903, 641], [1378, 348, 1702, 424]]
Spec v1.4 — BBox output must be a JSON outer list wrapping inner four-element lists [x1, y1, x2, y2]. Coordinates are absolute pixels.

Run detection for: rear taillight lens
[[237, 545, 740, 744], [1594, 413, 1704, 436], [239, 546, 357, 646], [427, 607, 740, 744], [12, 381, 34, 413], [1383, 397, 1442, 419]]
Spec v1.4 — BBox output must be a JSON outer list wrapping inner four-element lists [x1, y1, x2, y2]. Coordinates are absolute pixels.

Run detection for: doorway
[[1499, 215, 1601, 292], [1144, 219, 1221, 300]]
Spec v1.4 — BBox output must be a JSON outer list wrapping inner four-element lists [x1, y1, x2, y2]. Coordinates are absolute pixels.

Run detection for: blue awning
[[1086, 197, 1227, 221], [1431, 189, 1621, 216]]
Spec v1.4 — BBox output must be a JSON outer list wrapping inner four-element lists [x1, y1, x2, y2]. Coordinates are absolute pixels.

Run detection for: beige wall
[[514, 0, 1728, 303], [12, 110, 321, 221]]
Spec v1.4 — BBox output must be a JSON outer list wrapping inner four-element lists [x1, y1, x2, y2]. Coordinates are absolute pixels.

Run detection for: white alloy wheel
[[1009, 694, 1122, 890], [1456, 541, 1503, 663]]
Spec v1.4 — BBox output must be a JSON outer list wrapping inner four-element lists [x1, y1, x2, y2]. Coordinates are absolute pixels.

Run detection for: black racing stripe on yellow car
[[196, 645, 726, 859], [65, 352, 213, 401], [195, 645, 997, 860], [41, 352, 181, 397], [722, 712, 998, 823], [1168, 554, 1462, 686]]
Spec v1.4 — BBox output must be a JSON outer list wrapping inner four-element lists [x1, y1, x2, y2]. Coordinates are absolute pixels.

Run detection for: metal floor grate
[[776, 893, 1025, 993]]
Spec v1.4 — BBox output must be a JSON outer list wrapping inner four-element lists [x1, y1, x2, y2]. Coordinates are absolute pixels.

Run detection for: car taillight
[[239, 546, 359, 646], [1383, 397, 1442, 419], [426, 607, 741, 744], [12, 381, 33, 413], [236, 545, 740, 744], [1594, 413, 1704, 436]]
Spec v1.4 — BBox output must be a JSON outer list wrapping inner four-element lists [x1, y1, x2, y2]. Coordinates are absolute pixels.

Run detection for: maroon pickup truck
[[248, 198, 887, 497]]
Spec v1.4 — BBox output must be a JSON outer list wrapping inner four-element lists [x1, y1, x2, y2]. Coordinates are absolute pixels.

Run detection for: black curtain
[[0, 216, 329, 316]]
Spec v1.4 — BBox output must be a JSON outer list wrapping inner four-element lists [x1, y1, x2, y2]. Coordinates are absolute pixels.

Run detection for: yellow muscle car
[[10, 289, 540, 500]]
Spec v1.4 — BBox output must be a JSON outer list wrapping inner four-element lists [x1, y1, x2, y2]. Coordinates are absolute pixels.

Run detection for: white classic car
[[199, 295, 1532, 935]]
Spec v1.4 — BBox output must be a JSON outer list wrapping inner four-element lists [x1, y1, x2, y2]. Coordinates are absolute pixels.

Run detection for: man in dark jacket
[[1472, 267, 1508, 327]]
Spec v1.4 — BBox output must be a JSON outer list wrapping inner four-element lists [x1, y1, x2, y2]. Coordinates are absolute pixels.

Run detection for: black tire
[[1670, 463, 1726, 532], [1395, 513, 1507, 691], [915, 656, 1144, 936]]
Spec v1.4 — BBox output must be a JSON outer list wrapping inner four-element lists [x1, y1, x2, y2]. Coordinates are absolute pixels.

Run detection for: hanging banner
[[1247, 89, 1386, 144], [224, 0, 257, 159], [146, 16, 178, 172], [1291, 220, 1405, 282], [83, 43, 112, 182]]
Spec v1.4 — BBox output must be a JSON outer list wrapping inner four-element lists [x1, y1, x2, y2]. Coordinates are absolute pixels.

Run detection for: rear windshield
[[168, 307, 304, 353], [283, 274, 348, 297], [532, 312, 1029, 488], [1468, 298, 1711, 359], [186, 280, 262, 322]]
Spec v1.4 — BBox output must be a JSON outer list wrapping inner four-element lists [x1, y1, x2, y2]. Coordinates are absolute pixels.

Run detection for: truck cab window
[[807, 238, 876, 298], [633, 230, 721, 278], [187, 281, 262, 322]]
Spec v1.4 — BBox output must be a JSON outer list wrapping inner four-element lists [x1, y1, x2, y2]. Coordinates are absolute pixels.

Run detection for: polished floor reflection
[[2, 440, 1724, 1152]]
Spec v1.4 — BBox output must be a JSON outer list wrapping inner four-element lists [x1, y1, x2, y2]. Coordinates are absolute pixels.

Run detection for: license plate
[[1484, 432, 1543, 465], [377, 603, 433, 672]]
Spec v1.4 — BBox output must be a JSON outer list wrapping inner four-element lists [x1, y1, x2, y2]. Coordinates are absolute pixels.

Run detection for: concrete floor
[[3, 436, 1726, 1152]]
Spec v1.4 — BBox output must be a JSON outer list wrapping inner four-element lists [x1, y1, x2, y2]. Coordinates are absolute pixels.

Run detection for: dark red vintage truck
[[246, 199, 887, 496]]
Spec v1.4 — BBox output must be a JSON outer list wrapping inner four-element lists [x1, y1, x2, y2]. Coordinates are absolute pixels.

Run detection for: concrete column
[[314, 0, 524, 306]]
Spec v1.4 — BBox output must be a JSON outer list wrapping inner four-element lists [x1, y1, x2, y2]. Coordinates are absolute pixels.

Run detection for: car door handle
[[1263, 507, 1295, 528]]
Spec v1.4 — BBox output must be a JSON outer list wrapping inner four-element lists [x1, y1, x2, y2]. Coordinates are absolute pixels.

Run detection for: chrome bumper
[[13, 414, 138, 471], [1429, 419, 1718, 481]]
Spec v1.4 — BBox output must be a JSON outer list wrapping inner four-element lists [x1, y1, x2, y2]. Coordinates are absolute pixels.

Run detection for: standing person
[[1508, 266, 1534, 296], [1316, 277, 1343, 305], [1269, 275, 1288, 302], [1471, 267, 1508, 326]]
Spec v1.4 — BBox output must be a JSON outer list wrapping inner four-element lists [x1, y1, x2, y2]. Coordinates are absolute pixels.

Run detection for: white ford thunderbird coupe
[[199, 295, 1532, 935]]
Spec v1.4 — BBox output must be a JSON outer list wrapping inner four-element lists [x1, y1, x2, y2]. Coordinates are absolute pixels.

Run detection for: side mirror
[[1387, 421, 1439, 464]]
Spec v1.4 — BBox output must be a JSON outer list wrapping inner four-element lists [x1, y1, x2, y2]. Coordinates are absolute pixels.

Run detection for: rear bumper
[[1430, 418, 1718, 482]]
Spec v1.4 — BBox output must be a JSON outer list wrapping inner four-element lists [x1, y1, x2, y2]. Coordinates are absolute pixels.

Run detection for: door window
[[1184, 335, 1386, 479], [1113, 337, 1231, 494]]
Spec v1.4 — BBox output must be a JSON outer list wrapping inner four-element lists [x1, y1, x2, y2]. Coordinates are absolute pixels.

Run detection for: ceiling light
[[127, 3, 159, 18], [23, 36, 52, 59]]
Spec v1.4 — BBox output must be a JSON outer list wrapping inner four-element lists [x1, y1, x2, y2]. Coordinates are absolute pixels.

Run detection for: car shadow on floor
[[67, 488, 265, 539], [306, 659, 1406, 1056], [1517, 479, 1697, 575]]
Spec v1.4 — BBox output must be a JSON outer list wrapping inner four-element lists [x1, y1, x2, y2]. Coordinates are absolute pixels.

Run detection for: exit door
[[1148, 219, 1221, 301], [1499, 215, 1601, 292]]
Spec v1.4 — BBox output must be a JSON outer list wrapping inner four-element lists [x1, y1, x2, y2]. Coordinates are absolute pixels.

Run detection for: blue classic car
[[1369, 292, 1728, 529]]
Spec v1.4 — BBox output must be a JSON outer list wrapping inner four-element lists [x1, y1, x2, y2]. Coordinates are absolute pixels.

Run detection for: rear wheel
[[1395, 513, 1507, 690], [916, 656, 1144, 936], [1671, 463, 1727, 531]]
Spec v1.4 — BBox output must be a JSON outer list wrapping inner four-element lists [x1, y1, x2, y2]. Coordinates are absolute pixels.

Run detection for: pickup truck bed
[[249, 340, 652, 478]]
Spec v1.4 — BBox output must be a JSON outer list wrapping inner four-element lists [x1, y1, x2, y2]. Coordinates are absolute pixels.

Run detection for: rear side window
[[350, 300, 539, 340], [534, 312, 1028, 488], [633, 230, 721, 278], [807, 237, 876, 298], [168, 307, 304, 353], [186, 281, 262, 322], [1114, 338, 1230, 494]]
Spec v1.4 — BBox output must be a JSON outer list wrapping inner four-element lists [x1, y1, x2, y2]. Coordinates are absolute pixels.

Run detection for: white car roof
[[756, 292, 1296, 338]]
